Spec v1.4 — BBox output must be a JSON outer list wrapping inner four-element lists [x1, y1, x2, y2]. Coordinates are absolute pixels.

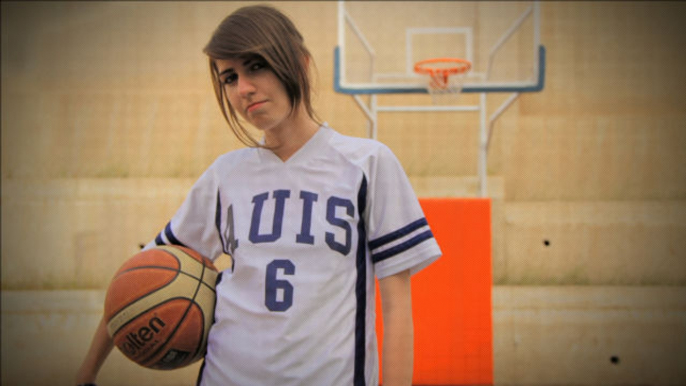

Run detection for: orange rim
[[414, 58, 472, 86]]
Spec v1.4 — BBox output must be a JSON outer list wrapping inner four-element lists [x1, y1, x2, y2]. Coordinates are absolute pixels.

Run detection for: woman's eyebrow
[[218, 67, 235, 77], [241, 57, 257, 67], [218, 58, 256, 77]]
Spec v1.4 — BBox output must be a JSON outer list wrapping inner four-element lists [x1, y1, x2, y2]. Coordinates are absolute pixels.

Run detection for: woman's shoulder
[[326, 125, 394, 160], [207, 147, 256, 173]]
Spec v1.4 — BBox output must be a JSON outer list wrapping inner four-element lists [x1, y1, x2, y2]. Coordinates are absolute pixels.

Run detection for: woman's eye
[[250, 62, 266, 72], [223, 74, 237, 85]]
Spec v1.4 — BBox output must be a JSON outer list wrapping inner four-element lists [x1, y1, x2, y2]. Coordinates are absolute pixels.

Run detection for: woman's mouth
[[246, 101, 267, 113]]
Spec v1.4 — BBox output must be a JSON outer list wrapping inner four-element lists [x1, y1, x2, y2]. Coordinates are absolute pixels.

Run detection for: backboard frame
[[334, 1, 546, 95], [332, 1, 547, 197]]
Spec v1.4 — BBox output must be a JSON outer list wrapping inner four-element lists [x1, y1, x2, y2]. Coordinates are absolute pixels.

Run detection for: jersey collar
[[257, 123, 332, 166]]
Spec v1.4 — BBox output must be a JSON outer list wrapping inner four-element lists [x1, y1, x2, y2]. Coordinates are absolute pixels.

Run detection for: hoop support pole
[[486, 4, 534, 80], [479, 93, 488, 197], [352, 95, 378, 139], [486, 93, 520, 152]]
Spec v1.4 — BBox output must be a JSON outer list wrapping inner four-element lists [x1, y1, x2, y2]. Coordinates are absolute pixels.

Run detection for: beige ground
[[2, 287, 685, 385]]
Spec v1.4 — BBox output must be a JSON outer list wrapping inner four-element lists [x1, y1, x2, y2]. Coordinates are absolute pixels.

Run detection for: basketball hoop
[[414, 58, 472, 104]]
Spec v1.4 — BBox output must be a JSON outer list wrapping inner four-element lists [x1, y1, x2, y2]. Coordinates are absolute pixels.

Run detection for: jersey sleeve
[[366, 144, 442, 279], [142, 162, 224, 261]]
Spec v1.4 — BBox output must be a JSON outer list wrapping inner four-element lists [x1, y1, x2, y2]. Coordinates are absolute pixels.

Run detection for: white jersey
[[145, 124, 441, 386]]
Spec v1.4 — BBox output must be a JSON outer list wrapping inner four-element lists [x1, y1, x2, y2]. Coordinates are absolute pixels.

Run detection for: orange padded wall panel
[[376, 198, 493, 385]]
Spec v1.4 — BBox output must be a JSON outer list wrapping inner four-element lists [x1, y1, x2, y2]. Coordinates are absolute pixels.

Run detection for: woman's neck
[[264, 110, 320, 162]]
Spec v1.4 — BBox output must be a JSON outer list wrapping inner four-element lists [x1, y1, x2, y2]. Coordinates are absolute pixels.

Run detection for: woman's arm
[[379, 269, 414, 386], [75, 316, 115, 385]]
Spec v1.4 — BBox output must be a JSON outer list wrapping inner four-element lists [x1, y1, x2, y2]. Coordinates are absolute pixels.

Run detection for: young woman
[[76, 5, 441, 386]]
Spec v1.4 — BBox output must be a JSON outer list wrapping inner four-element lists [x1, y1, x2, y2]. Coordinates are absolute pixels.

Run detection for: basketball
[[104, 245, 219, 370]]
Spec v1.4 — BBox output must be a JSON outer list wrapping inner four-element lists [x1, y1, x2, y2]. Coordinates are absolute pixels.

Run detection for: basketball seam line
[[140, 249, 210, 367], [108, 247, 217, 368], [115, 265, 216, 293]]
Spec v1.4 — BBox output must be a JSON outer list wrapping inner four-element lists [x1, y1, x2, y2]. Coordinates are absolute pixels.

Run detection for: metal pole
[[479, 93, 488, 197]]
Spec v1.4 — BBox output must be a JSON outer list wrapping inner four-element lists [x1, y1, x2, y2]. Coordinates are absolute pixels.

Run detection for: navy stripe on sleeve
[[368, 218, 428, 250], [371, 230, 434, 263], [154, 232, 165, 246], [164, 221, 187, 248]]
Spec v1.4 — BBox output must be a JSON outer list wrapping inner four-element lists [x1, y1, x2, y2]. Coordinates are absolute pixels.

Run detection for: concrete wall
[[492, 286, 686, 386], [2, 1, 685, 385], [3, 178, 685, 289], [3, 2, 685, 190]]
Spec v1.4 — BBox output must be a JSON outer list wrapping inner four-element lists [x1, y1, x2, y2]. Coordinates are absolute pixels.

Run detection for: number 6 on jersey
[[265, 259, 295, 312]]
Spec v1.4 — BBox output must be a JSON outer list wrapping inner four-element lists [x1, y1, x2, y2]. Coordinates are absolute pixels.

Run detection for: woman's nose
[[237, 75, 256, 97]]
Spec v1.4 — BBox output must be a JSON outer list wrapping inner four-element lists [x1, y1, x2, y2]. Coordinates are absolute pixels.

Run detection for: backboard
[[335, 1, 545, 95]]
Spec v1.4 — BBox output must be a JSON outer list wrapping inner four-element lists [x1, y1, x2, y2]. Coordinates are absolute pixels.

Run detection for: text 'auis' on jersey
[[219, 189, 357, 257]]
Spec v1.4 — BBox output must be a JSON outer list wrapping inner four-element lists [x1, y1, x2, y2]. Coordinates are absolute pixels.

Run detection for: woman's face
[[216, 56, 292, 132]]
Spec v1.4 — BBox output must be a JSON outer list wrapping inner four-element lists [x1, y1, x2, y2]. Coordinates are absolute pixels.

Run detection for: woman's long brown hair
[[203, 5, 319, 147]]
